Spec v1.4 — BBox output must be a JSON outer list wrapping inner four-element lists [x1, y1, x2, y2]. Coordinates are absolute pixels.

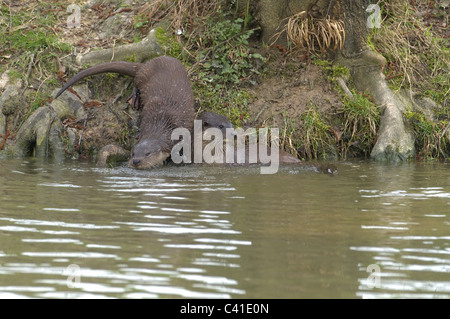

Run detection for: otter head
[[199, 112, 237, 137], [129, 139, 170, 169], [316, 163, 338, 175]]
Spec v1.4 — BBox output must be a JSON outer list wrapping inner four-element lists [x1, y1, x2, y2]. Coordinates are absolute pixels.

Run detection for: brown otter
[[198, 111, 236, 136], [95, 111, 235, 167], [190, 112, 337, 174], [94, 111, 336, 174], [54, 62, 140, 99], [55, 56, 195, 169]]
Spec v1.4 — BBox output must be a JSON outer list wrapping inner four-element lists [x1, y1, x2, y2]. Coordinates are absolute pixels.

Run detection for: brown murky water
[[0, 159, 449, 298]]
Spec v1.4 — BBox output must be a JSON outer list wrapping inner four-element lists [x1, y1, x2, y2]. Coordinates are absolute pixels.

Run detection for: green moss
[[312, 57, 349, 81], [154, 27, 183, 58], [125, 54, 137, 63], [8, 70, 23, 81]]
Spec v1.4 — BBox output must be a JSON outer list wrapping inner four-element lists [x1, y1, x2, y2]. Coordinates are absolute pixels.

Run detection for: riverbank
[[0, 0, 448, 162]]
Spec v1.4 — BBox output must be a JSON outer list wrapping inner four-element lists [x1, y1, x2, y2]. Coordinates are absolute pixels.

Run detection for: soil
[[246, 51, 342, 128]]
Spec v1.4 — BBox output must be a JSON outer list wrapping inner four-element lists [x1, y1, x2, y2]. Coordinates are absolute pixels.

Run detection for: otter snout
[[128, 151, 170, 169]]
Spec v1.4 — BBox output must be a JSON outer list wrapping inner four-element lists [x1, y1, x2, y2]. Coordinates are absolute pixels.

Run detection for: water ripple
[[360, 187, 450, 199]]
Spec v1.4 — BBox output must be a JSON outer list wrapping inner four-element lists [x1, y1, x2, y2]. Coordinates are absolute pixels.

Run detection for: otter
[[198, 111, 236, 136], [93, 111, 336, 174], [55, 56, 196, 169], [194, 112, 300, 165], [192, 112, 337, 174]]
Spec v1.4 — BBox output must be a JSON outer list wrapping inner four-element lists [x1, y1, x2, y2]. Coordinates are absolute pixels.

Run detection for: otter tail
[[55, 62, 141, 98]]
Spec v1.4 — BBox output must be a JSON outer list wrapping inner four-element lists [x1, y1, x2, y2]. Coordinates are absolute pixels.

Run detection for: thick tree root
[[338, 51, 416, 162]]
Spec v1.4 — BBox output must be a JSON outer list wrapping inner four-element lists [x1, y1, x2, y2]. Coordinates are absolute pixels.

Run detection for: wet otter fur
[[196, 112, 337, 174], [55, 56, 195, 169], [54, 62, 140, 99], [195, 112, 301, 165], [198, 111, 236, 136]]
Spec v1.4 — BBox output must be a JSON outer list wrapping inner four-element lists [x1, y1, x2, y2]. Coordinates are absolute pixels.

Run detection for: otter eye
[[145, 152, 151, 157]]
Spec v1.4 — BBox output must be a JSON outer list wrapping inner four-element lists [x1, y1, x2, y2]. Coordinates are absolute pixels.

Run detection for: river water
[[0, 159, 448, 299]]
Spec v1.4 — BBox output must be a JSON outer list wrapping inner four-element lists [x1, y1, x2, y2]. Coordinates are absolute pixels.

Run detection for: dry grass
[[137, 0, 219, 40], [370, 0, 449, 159], [274, 11, 345, 55], [370, 0, 449, 96]]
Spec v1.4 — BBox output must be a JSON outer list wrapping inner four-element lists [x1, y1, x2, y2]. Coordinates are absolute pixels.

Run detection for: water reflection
[[0, 162, 252, 298], [0, 160, 449, 298], [348, 163, 450, 299]]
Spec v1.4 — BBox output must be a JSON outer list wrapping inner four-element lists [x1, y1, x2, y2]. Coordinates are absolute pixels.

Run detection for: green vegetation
[[312, 57, 349, 81], [338, 91, 380, 159], [368, 0, 449, 160], [194, 85, 252, 125], [0, 1, 73, 128], [293, 88, 381, 160], [406, 110, 449, 160], [187, 13, 265, 126], [192, 17, 264, 86], [306, 58, 380, 159], [0, 2, 72, 67], [368, 1, 449, 102], [279, 114, 299, 158], [298, 104, 333, 160]]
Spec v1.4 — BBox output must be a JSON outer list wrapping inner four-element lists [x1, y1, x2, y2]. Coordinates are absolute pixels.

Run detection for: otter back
[[129, 56, 196, 169], [54, 56, 195, 169]]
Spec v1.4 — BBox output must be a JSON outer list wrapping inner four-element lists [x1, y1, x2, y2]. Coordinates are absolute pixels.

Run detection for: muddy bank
[[0, 0, 448, 164]]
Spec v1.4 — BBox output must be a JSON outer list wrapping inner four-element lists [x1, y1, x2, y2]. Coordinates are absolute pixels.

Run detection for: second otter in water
[[182, 112, 337, 174], [55, 56, 196, 169]]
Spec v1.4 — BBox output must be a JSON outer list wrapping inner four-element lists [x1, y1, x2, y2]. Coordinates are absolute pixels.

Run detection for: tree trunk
[[257, 0, 330, 45], [256, 0, 416, 161], [336, 0, 415, 161]]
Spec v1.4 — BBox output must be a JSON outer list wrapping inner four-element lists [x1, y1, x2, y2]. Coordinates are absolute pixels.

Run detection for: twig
[[385, 72, 404, 81], [45, 107, 56, 157], [254, 105, 270, 123], [8, 1, 12, 30], [326, 0, 334, 17], [111, 39, 116, 62], [336, 77, 354, 100], [20, 53, 35, 96], [0, 130, 10, 150]]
